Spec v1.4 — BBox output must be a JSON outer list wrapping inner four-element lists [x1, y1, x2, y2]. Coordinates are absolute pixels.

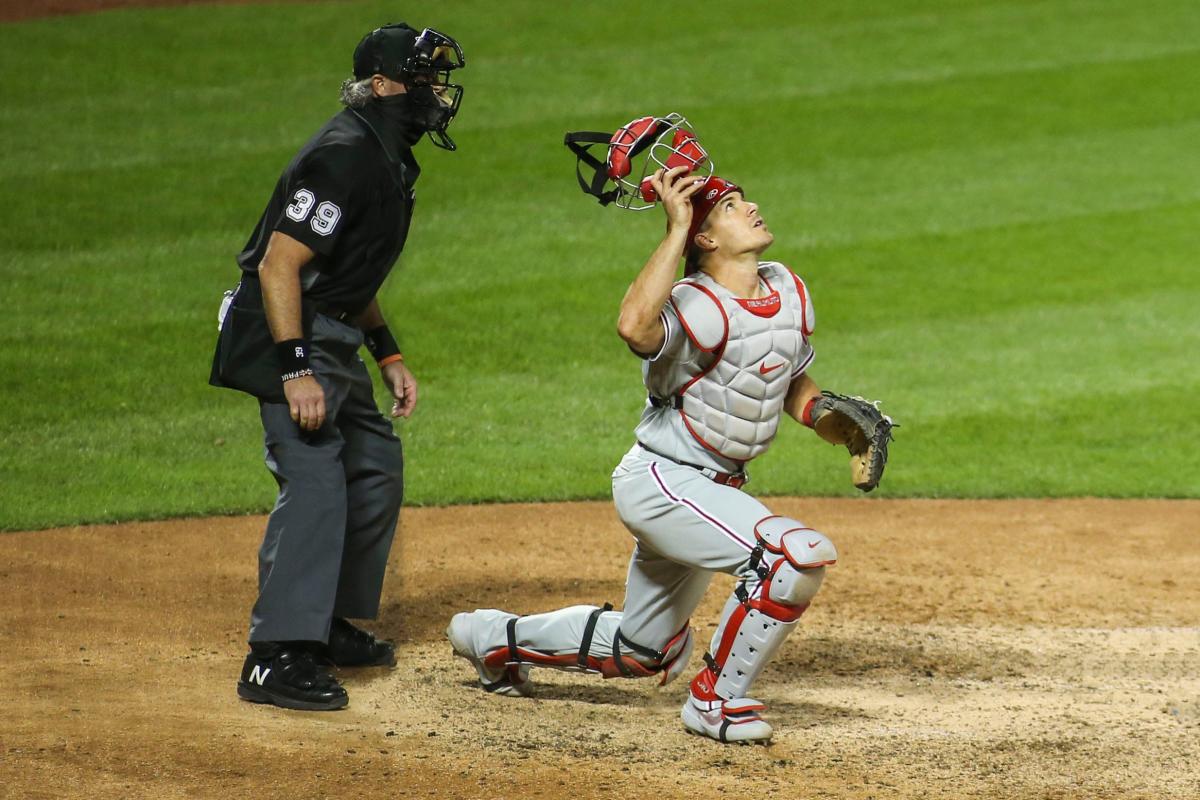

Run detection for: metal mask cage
[[428, 84, 464, 150], [405, 29, 465, 151], [564, 112, 714, 208], [608, 113, 714, 211], [407, 28, 465, 73]]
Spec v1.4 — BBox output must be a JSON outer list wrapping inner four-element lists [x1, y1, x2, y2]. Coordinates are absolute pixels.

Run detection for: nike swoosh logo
[[759, 361, 786, 375], [807, 541, 820, 549]]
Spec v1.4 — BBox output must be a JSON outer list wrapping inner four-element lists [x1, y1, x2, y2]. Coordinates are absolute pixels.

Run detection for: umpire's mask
[[354, 24, 466, 151]]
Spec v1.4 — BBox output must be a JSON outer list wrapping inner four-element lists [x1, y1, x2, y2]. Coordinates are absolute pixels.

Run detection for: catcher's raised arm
[[615, 167, 707, 356]]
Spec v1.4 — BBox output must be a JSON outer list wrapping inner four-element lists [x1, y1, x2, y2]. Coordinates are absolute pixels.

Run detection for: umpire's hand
[[284, 374, 326, 431], [382, 360, 418, 418]]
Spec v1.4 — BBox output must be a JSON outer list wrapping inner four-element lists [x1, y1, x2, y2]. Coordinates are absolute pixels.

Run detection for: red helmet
[[565, 113, 714, 210], [684, 176, 742, 275]]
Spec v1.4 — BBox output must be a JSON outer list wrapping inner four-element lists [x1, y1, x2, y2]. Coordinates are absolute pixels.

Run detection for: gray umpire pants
[[249, 313, 404, 644]]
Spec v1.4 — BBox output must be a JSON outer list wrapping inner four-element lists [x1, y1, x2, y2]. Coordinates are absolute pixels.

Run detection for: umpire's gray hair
[[339, 77, 374, 108]]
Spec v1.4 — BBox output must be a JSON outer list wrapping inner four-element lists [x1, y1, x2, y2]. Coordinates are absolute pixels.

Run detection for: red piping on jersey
[[790, 348, 815, 379], [649, 463, 754, 551]]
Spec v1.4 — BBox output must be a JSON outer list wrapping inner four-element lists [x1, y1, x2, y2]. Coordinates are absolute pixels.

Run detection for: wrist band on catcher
[[801, 395, 820, 428], [364, 325, 402, 363], [377, 353, 405, 368], [277, 338, 314, 382]]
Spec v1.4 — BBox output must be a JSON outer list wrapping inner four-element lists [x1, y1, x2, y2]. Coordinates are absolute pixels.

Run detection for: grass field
[[1, 0, 1198, 530]]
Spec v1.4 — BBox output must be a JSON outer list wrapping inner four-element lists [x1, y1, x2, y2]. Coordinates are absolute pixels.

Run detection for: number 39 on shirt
[[285, 189, 342, 236]]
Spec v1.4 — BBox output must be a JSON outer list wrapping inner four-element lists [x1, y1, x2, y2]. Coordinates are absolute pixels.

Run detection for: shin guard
[[702, 516, 837, 700], [478, 603, 694, 685]]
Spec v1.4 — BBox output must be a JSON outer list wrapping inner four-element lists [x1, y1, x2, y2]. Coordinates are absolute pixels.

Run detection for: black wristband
[[276, 338, 314, 382], [364, 325, 401, 362]]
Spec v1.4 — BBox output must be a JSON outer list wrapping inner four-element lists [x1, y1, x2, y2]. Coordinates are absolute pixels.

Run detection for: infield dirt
[[2, 498, 1197, 799]]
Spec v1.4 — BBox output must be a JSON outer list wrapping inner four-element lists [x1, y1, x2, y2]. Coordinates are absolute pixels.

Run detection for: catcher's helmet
[[354, 24, 466, 150], [564, 113, 714, 209], [685, 176, 742, 275]]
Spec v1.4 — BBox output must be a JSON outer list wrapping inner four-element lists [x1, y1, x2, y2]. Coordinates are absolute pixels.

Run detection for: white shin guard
[[709, 593, 802, 700], [699, 516, 837, 701]]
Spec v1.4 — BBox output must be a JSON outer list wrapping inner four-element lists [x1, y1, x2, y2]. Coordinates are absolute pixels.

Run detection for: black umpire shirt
[[236, 104, 420, 317], [211, 102, 420, 402]]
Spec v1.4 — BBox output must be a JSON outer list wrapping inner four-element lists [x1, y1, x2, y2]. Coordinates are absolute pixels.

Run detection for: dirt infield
[[2, 498, 1197, 799]]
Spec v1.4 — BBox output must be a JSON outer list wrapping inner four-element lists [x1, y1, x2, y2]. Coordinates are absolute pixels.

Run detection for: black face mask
[[365, 93, 428, 149]]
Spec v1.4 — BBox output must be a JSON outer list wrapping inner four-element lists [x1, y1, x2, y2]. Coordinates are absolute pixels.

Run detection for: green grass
[[2, 0, 1198, 529]]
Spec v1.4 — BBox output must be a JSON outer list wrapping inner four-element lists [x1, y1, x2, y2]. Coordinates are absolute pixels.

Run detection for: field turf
[[1, 0, 1198, 530]]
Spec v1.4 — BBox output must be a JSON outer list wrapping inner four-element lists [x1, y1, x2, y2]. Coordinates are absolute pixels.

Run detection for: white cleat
[[446, 611, 532, 697], [681, 694, 773, 744]]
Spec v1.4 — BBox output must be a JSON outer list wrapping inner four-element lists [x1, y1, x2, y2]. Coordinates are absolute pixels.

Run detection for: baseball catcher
[[446, 114, 896, 744]]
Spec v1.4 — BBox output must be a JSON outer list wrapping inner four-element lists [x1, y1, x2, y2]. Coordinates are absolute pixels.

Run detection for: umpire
[[209, 23, 466, 711]]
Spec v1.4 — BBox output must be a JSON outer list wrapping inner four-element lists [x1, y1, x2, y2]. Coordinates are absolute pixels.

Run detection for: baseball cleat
[[237, 644, 349, 711], [446, 611, 532, 697], [681, 694, 773, 744], [317, 617, 396, 668]]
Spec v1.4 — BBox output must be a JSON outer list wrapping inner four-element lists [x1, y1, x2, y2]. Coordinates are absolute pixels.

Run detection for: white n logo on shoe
[[248, 665, 272, 685]]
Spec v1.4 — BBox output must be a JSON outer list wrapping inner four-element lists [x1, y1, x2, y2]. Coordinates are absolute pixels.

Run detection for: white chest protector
[[635, 262, 815, 468]]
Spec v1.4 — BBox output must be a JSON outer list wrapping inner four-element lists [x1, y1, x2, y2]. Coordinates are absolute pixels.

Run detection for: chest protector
[[656, 262, 814, 463]]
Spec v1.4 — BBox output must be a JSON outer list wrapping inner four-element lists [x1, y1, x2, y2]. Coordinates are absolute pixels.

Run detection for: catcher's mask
[[564, 113, 714, 209], [355, 24, 466, 150]]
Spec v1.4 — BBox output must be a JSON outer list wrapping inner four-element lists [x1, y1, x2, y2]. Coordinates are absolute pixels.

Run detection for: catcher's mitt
[[806, 391, 896, 492]]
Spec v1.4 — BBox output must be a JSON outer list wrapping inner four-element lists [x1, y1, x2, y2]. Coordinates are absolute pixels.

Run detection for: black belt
[[636, 442, 748, 489]]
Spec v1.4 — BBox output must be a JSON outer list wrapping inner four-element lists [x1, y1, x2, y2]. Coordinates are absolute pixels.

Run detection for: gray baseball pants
[[249, 313, 404, 644], [467, 445, 776, 663]]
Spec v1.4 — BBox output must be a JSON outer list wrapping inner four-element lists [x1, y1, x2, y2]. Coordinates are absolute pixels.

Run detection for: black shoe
[[237, 643, 349, 711], [320, 617, 396, 667]]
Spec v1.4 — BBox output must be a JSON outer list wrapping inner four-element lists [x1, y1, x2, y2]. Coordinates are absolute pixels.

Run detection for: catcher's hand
[[807, 391, 897, 492]]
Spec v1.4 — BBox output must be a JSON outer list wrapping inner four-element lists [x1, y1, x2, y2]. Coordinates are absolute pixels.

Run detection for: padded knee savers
[[753, 516, 837, 613]]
